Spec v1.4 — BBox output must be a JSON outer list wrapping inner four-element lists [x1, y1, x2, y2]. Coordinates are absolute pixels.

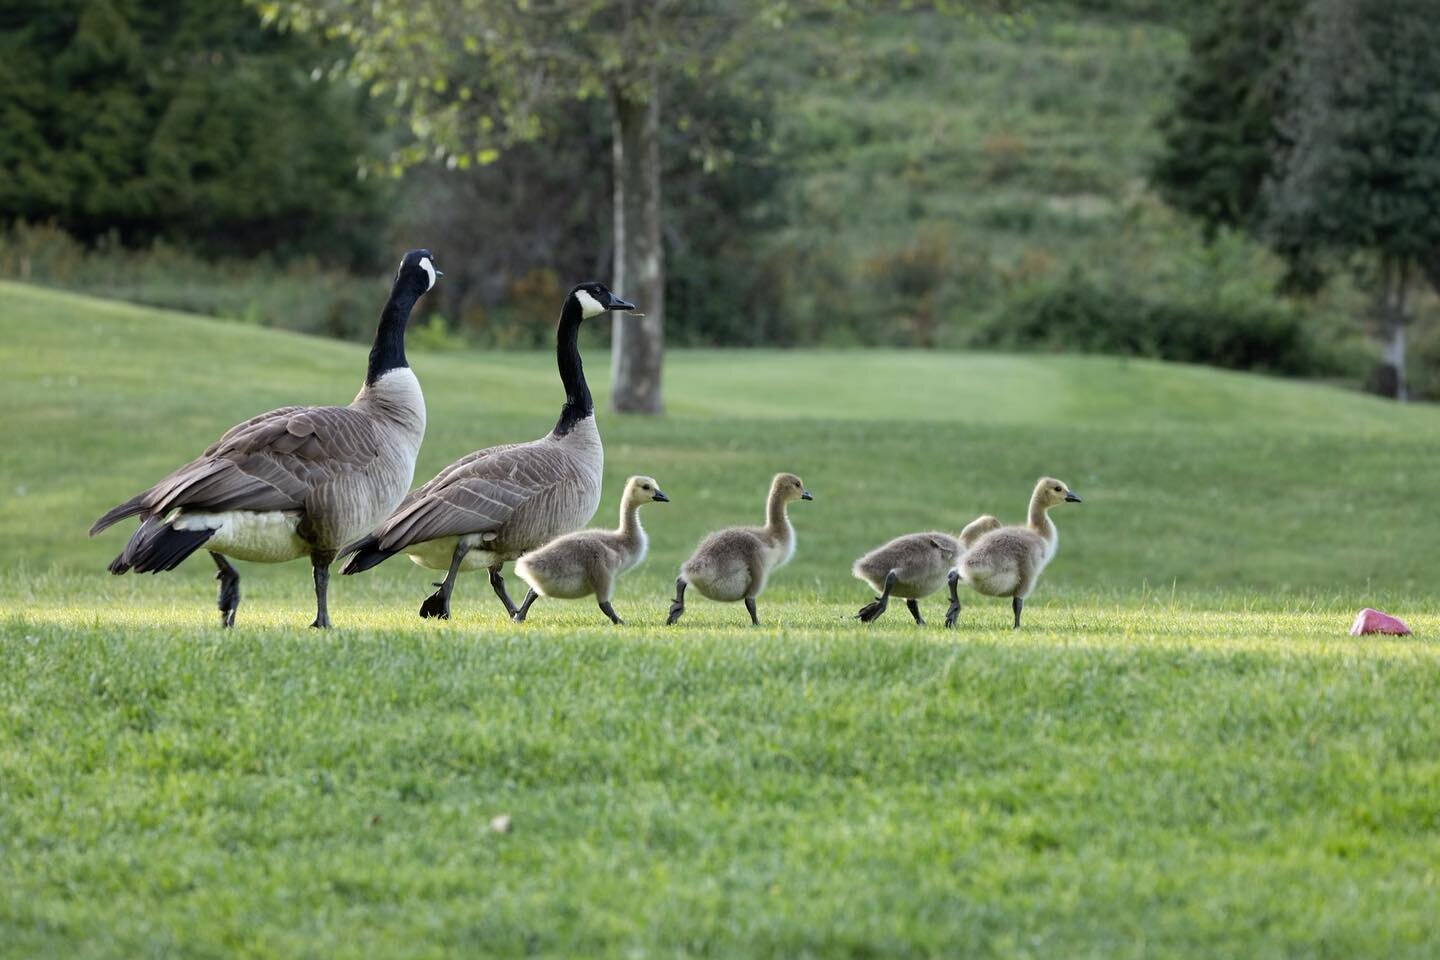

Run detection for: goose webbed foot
[[744, 597, 759, 627], [211, 552, 240, 629], [1012, 596, 1024, 630], [944, 570, 961, 629], [419, 583, 451, 620], [512, 589, 538, 623], [599, 600, 623, 626], [856, 597, 888, 623], [488, 565, 518, 619], [664, 577, 687, 625], [906, 599, 925, 625]]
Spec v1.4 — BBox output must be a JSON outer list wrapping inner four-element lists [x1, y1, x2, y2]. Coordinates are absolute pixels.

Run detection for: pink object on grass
[[1349, 608, 1412, 636]]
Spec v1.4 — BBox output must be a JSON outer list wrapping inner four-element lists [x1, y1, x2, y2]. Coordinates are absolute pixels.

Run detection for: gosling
[[511, 476, 669, 625], [665, 473, 812, 626], [852, 514, 1002, 624], [946, 477, 1081, 630]]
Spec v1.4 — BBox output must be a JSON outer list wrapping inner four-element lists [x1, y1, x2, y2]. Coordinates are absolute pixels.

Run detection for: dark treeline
[[3, 0, 1439, 399]]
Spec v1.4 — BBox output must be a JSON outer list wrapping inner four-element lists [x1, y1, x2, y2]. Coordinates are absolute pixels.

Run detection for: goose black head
[[569, 281, 635, 320], [396, 249, 442, 297]]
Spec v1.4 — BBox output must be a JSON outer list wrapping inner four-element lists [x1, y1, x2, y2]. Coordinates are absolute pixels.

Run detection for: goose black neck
[[553, 297, 592, 436], [366, 286, 418, 385]]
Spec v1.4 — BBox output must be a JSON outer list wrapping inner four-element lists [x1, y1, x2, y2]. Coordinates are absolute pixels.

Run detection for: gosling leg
[[944, 570, 961, 629], [1013, 596, 1024, 630], [906, 598, 925, 625], [744, 597, 759, 626], [211, 552, 240, 629], [665, 577, 688, 625], [310, 549, 336, 629], [856, 570, 897, 623], [488, 563, 518, 619], [420, 541, 471, 620], [512, 588, 538, 623], [598, 600, 623, 626]]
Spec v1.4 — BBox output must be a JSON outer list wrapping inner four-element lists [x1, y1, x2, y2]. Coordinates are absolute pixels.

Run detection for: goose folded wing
[[374, 451, 555, 550], [144, 406, 382, 516]]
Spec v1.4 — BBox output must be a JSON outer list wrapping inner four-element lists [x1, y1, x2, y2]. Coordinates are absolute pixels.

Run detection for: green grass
[[3, 283, 1440, 957]]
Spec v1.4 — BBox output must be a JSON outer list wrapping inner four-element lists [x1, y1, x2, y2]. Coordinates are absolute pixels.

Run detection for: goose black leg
[[211, 552, 240, 628], [744, 597, 759, 626], [598, 600, 623, 625], [857, 570, 897, 623], [310, 549, 336, 629], [906, 598, 925, 625], [512, 588, 538, 623], [665, 577, 688, 625], [944, 570, 961, 629], [1012, 596, 1024, 630], [420, 541, 471, 620], [488, 563, 518, 619]]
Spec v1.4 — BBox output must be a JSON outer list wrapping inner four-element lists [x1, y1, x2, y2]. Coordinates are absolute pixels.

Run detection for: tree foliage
[[1264, 0, 1440, 271], [0, 0, 386, 263], [1149, 0, 1301, 237]]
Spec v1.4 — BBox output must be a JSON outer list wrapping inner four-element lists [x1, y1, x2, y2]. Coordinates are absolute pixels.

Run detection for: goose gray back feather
[[372, 414, 603, 560]]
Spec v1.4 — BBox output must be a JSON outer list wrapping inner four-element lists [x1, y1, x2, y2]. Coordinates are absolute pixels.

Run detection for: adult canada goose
[[340, 281, 634, 620], [511, 475, 669, 625], [664, 473, 812, 626], [946, 477, 1081, 629], [89, 249, 441, 628], [852, 513, 1001, 625]]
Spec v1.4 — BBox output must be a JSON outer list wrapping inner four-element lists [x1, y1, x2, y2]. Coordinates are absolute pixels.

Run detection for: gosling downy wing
[[91, 405, 384, 534]]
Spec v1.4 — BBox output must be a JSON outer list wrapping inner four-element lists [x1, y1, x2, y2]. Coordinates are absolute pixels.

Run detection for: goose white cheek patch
[[575, 290, 606, 318], [419, 257, 437, 291]]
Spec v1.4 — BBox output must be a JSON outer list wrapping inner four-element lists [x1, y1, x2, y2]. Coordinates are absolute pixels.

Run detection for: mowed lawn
[[3, 282, 1440, 957]]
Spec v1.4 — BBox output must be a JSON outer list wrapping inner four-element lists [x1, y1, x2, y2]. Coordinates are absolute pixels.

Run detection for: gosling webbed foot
[[856, 596, 888, 623], [599, 600, 623, 626], [1012, 596, 1024, 630], [665, 577, 687, 625], [512, 589, 538, 623], [744, 597, 759, 626], [906, 599, 925, 625], [944, 570, 961, 629]]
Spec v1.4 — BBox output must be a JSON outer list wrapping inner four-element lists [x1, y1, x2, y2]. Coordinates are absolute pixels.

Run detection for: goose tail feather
[[340, 535, 397, 575], [108, 516, 215, 575]]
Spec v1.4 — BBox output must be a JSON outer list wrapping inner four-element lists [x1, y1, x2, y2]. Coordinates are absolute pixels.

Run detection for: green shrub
[[0, 222, 388, 342], [972, 269, 1350, 377]]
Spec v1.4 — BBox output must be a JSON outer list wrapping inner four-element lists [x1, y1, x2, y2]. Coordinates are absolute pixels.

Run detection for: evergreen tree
[[0, 0, 385, 263], [1265, 0, 1440, 400]]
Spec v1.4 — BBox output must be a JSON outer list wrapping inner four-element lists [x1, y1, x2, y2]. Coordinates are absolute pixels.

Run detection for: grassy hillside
[[757, 6, 1380, 370], [4, 286, 1440, 957]]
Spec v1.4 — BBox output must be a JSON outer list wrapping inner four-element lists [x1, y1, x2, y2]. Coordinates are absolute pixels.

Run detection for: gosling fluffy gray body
[[666, 473, 812, 626], [852, 514, 1001, 624], [948, 478, 1080, 629], [512, 475, 668, 624]]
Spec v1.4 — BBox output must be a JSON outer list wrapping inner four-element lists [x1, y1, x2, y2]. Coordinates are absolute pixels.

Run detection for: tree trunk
[[1368, 256, 1409, 402], [608, 74, 664, 414], [1388, 259, 1409, 403]]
